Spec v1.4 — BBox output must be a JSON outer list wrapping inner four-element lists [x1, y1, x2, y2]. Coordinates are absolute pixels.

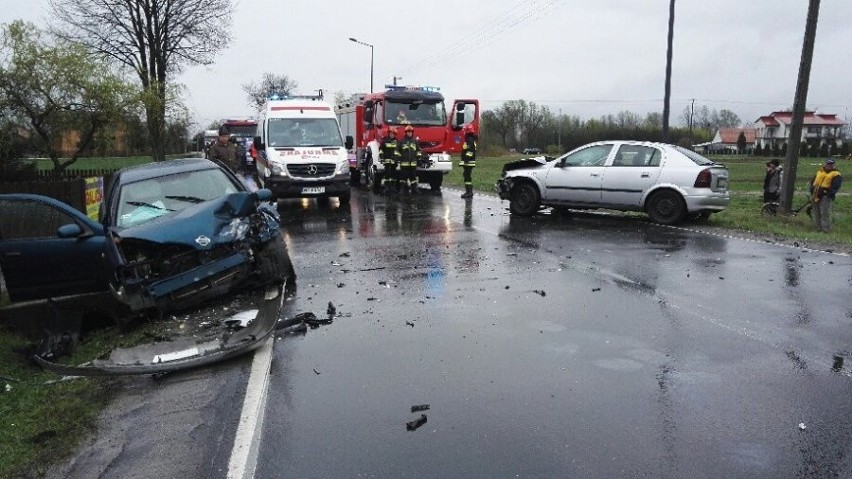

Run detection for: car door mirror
[[255, 189, 273, 202], [57, 223, 84, 239], [345, 136, 354, 150]]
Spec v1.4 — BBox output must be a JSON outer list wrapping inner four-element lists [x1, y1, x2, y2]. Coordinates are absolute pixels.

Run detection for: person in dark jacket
[[397, 125, 421, 194], [379, 127, 400, 195], [763, 158, 782, 204], [207, 125, 239, 173], [809, 158, 842, 233], [459, 125, 477, 199]]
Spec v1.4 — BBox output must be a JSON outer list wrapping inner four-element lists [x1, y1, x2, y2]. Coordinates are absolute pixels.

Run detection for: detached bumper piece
[[34, 282, 285, 376]]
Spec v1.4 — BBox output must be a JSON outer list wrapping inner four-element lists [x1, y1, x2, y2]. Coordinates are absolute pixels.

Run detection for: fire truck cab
[[336, 86, 479, 192]]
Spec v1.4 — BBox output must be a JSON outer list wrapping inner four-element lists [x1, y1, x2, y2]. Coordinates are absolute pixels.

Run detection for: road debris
[[798, 422, 807, 430], [224, 309, 259, 329], [406, 414, 428, 431], [4, 384, 11, 393], [592, 287, 601, 292], [313, 368, 321, 375], [327, 302, 337, 317], [533, 290, 546, 297], [406, 321, 415, 327], [411, 404, 430, 412]]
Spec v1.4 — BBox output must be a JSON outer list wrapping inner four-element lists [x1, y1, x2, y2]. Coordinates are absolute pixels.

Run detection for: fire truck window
[[374, 102, 384, 125]]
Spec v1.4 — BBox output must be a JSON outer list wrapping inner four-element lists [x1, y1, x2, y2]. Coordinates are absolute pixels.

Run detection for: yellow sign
[[84, 177, 104, 220]]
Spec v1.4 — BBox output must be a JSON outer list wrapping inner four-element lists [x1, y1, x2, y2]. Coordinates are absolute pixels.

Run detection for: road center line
[[227, 337, 274, 479]]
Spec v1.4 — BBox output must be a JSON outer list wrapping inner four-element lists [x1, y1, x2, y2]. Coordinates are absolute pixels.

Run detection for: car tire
[[257, 239, 296, 292], [509, 182, 540, 216], [647, 190, 686, 224]]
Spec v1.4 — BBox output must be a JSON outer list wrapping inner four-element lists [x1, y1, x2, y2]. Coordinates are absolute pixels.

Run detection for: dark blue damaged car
[[0, 158, 295, 314]]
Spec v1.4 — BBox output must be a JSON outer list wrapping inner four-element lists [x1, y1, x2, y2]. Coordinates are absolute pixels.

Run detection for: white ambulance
[[253, 94, 351, 203]]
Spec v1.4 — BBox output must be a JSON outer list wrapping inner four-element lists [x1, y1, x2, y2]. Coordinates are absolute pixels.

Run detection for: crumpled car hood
[[117, 192, 260, 247], [502, 156, 552, 173]]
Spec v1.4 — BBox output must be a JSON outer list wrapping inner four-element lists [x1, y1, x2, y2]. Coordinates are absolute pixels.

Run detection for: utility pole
[[688, 98, 695, 146], [781, 0, 820, 214], [661, 0, 675, 143], [557, 108, 562, 152]]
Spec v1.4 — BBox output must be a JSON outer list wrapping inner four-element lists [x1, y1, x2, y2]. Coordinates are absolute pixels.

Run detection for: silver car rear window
[[674, 146, 715, 166]]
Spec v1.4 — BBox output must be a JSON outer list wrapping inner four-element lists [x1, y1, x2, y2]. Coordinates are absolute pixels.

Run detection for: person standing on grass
[[809, 158, 842, 233], [763, 158, 782, 205]]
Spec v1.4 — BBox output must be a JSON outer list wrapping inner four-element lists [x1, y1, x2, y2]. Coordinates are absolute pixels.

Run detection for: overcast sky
[[3, 0, 851, 131]]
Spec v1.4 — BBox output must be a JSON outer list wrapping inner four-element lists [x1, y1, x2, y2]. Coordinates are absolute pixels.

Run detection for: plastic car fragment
[[33, 282, 284, 376]]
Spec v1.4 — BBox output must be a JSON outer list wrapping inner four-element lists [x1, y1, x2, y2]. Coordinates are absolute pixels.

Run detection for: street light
[[349, 37, 374, 93]]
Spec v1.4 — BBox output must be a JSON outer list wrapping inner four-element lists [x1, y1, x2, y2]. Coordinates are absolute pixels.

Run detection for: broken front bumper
[[495, 178, 512, 200], [113, 251, 252, 311]]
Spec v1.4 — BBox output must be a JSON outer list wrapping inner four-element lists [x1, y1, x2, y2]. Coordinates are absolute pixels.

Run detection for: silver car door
[[599, 145, 664, 208], [544, 144, 613, 204]]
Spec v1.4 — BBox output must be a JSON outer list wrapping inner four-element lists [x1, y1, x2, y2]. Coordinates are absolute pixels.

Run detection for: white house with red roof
[[754, 111, 845, 151]]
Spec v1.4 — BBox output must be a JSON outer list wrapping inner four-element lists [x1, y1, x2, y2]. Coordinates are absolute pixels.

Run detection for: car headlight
[[271, 164, 285, 176], [336, 160, 349, 175]]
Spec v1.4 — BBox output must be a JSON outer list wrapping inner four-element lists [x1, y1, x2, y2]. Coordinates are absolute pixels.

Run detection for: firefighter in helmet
[[379, 127, 400, 195], [459, 125, 477, 198], [397, 124, 421, 194]]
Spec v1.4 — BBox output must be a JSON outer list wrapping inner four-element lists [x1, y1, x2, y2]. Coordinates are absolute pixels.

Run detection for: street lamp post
[[349, 37, 374, 93]]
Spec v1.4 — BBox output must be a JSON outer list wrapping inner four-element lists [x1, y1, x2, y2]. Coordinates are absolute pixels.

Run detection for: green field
[[32, 153, 196, 171]]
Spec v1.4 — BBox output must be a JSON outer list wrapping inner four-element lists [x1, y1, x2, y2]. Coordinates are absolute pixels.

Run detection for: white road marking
[[227, 337, 274, 479]]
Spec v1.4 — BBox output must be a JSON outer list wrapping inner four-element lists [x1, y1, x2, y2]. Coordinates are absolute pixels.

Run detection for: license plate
[[302, 186, 325, 194]]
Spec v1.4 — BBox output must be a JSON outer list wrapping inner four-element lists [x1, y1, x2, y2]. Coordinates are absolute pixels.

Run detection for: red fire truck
[[335, 85, 479, 191]]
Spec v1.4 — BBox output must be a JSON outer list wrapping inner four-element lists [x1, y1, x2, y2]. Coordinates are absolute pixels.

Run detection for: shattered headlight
[[218, 217, 250, 242], [271, 164, 286, 176]]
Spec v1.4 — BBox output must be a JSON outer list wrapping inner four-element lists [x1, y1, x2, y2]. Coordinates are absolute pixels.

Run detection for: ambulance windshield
[[267, 118, 344, 148]]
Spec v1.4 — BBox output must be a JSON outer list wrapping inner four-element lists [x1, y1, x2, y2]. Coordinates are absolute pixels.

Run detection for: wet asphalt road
[[254, 187, 851, 478]]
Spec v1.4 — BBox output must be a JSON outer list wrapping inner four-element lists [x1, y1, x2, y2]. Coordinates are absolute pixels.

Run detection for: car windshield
[[385, 101, 447, 126], [115, 168, 240, 228], [267, 118, 344, 147], [225, 125, 257, 137], [675, 145, 715, 166]]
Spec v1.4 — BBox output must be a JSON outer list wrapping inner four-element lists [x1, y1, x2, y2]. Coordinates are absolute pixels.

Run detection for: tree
[[51, 0, 234, 161], [737, 131, 747, 154], [243, 72, 299, 111], [715, 109, 742, 128], [0, 21, 135, 171]]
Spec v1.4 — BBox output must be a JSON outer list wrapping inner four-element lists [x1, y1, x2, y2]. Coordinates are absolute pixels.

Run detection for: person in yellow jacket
[[809, 158, 842, 233]]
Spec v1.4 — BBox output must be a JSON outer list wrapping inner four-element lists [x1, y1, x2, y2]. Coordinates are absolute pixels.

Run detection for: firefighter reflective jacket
[[398, 137, 421, 167], [379, 138, 400, 164], [460, 137, 477, 167]]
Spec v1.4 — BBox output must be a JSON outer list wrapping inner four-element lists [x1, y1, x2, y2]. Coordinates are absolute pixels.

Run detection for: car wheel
[[647, 190, 686, 224], [509, 182, 540, 216]]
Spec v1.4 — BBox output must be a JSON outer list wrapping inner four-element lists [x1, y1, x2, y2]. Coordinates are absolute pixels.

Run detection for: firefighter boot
[[461, 185, 473, 199]]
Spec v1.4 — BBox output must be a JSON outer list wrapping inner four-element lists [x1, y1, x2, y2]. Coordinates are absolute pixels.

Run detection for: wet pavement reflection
[[257, 188, 851, 478]]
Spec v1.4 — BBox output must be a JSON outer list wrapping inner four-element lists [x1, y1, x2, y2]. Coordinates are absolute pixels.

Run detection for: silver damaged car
[[496, 141, 730, 224]]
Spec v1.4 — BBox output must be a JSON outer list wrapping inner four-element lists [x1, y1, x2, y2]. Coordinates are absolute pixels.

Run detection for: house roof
[[756, 111, 846, 126], [718, 128, 756, 144]]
